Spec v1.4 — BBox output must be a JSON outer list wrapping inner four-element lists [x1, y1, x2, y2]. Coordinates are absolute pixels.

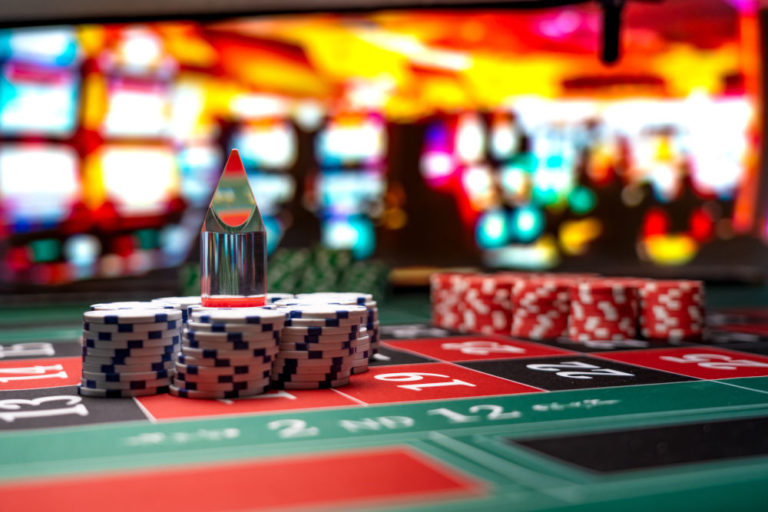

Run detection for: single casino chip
[[180, 345, 278, 360], [80, 333, 181, 349], [182, 337, 277, 352], [186, 321, 276, 334], [272, 356, 352, 368], [84, 309, 182, 324], [152, 296, 202, 322], [174, 361, 272, 376], [190, 307, 287, 325], [181, 338, 276, 352], [284, 316, 363, 328], [184, 329, 278, 344], [152, 297, 202, 308], [81, 343, 177, 357], [280, 331, 358, 343], [81, 330, 180, 343], [83, 320, 180, 334], [169, 384, 267, 399], [266, 293, 294, 303], [272, 365, 349, 377], [271, 375, 350, 386], [82, 328, 180, 341], [272, 362, 352, 374], [283, 303, 367, 321], [280, 337, 356, 347], [272, 368, 352, 379], [278, 340, 354, 351], [82, 369, 171, 382], [80, 377, 171, 390], [296, 292, 373, 305], [276, 346, 356, 359], [82, 352, 174, 365], [175, 368, 270, 384], [270, 377, 350, 390], [173, 376, 270, 392], [78, 385, 169, 397], [82, 335, 180, 350], [90, 301, 176, 311], [272, 367, 349, 380], [281, 325, 359, 337], [82, 360, 174, 374], [176, 352, 274, 367]]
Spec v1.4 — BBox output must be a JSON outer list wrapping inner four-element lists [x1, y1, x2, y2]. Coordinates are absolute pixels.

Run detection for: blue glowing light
[[322, 216, 375, 259], [476, 209, 509, 249], [511, 205, 545, 243]]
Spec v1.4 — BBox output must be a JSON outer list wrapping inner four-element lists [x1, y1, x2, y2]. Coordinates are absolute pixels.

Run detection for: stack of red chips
[[430, 272, 467, 330], [431, 272, 519, 335], [511, 277, 570, 339], [638, 280, 705, 341], [569, 280, 638, 341], [460, 274, 517, 335], [432, 271, 705, 344]]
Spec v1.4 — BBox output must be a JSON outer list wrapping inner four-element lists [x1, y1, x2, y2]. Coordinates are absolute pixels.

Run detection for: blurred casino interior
[[0, 0, 765, 292]]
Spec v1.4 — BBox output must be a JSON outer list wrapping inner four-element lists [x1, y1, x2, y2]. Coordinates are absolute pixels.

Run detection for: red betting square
[[138, 388, 358, 421], [597, 346, 768, 380], [341, 362, 543, 405], [385, 336, 575, 362], [0, 356, 81, 391], [0, 446, 485, 511]]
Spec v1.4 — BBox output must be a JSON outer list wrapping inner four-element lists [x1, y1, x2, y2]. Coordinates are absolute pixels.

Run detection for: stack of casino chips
[[430, 273, 519, 335], [638, 280, 705, 341], [300, 292, 380, 356], [511, 277, 570, 340], [152, 296, 202, 327], [281, 292, 379, 370], [271, 303, 366, 389], [79, 307, 181, 397], [430, 272, 468, 330], [464, 274, 518, 335], [569, 280, 638, 341], [171, 307, 286, 399]]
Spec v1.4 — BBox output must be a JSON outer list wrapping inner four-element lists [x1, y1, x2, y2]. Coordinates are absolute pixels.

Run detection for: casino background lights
[[0, 1, 764, 287]]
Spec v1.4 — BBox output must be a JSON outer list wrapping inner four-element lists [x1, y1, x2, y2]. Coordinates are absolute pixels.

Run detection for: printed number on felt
[[374, 372, 476, 391], [660, 353, 768, 370], [267, 419, 319, 439], [0, 364, 69, 384], [526, 361, 634, 379], [0, 395, 88, 423]]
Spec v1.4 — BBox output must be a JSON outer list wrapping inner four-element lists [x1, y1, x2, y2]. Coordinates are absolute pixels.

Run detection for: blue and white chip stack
[[294, 292, 380, 370], [79, 305, 182, 397], [171, 307, 286, 399], [272, 303, 367, 389]]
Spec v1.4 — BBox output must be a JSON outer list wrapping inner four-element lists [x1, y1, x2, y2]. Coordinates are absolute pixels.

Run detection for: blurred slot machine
[[420, 111, 563, 269], [0, 28, 82, 284], [313, 112, 387, 259], [80, 26, 192, 278]]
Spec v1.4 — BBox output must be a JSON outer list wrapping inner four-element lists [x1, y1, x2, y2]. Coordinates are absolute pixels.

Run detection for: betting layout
[[1, 306, 768, 511]]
